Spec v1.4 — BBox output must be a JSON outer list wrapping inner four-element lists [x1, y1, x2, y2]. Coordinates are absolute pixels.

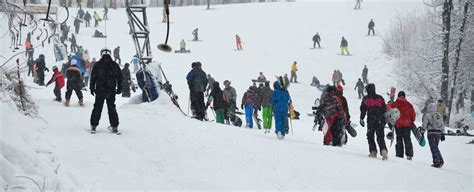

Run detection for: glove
[[360, 119, 365, 127], [386, 132, 394, 140], [241, 104, 244, 110], [90, 87, 95, 96], [116, 88, 122, 95], [440, 134, 445, 141]]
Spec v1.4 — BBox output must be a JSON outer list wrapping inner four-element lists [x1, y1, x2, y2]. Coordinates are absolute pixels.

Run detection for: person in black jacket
[[207, 82, 226, 124], [113, 46, 121, 65], [84, 11, 91, 27], [90, 49, 122, 133], [70, 34, 78, 53], [121, 63, 131, 98], [73, 17, 82, 34], [312, 33, 321, 48], [186, 62, 208, 121], [65, 59, 83, 106], [35, 54, 49, 86], [368, 19, 375, 35]]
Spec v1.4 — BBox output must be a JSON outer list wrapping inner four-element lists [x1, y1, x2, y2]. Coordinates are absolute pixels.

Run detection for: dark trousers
[[122, 82, 131, 97], [362, 76, 368, 84], [28, 65, 33, 76], [368, 28, 375, 35], [114, 57, 121, 65], [85, 20, 90, 27], [290, 71, 297, 83], [358, 91, 364, 99], [54, 86, 62, 101], [367, 121, 387, 153], [65, 83, 83, 100], [71, 44, 78, 53], [395, 127, 414, 158], [428, 134, 444, 165], [331, 117, 345, 146], [37, 70, 45, 85], [91, 92, 119, 127], [313, 41, 320, 48], [190, 91, 205, 120]]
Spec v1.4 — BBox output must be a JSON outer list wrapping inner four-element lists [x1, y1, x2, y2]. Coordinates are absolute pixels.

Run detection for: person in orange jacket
[[290, 61, 298, 83], [391, 91, 416, 160], [235, 34, 243, 50]]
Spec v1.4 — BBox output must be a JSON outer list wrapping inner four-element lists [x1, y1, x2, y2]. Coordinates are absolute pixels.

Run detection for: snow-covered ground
[[1, 0, 473, 191]]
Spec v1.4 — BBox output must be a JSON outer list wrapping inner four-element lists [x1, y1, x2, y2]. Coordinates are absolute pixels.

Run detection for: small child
[[46, 66, 65, 102], [421, 102, 445, 168]]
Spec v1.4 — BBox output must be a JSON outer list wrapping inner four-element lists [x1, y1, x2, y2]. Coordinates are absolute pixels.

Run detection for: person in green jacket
[[259, 82, 274, 133]]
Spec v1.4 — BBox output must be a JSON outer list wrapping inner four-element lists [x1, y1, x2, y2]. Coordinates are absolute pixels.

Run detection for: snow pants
[[122, 81, 131, 98], [90, 92, 119, 127], [190, 91, 205, 121], [245, 105, 254, 128], [65, 82, 83, 100], [37, 69, 45, 85], [274, 110, 287, 136], [428, 133, 444, 165], [262, 106, 272, 129], [340, 47, 350, 55], [54, 86, 62, 101], [290, 71, 297, 83], [368, 28, 375, 35], [313, 41, 320, 48], [395, 127, 414, 158], [367, 120, 387, 153], [358, 91, 364, 99], [215, 108, 225, 124]]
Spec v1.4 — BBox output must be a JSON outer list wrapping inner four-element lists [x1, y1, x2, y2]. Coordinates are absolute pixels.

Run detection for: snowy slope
[[1, 0, 473, 191]]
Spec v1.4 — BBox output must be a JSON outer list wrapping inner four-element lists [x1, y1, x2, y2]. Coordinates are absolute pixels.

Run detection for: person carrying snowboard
[[65, 59, 84, 106], [360, 83, 388, 160], [312, 33, 321, 48], [362, 65, 368, 84], [192, 28, 199, 41], [320, 85, 346, 146], [46, 66, 65, 102], [121, 63, 131, 98], [241, 86, 257, 128], [84, 11, 91, 27], [90, 49, 122, 134], [113, 46, 121, 65], [421, 101, 445, 168], [271, 81, 291, 139], [186, 62, 208, 121], [340, 37, 350, 55], [35, 54, 49, 86], [235, 34, 243, 51], [259, 82, 274, 133], [355, 78, 365, 99], [391, 91, 416, 160], [290, 61, 298, 83], [368, 19, 375, 35], [207, 82, 226, 124]]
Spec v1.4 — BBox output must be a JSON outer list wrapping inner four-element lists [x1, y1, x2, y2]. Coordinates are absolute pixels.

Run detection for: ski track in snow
[[1, 1, 473, 191]]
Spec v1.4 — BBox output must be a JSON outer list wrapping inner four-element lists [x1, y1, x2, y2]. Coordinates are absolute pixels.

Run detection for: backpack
[[429, 112, 445, 131]]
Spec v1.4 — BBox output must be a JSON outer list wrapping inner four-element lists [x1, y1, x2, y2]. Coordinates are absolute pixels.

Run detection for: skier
[[46, 66, 65, 102], [340, 37, 350, 55], [65, 59, 84, 106], [35, 54, 49, 86], [436, 99, 447, 123], [421, 101, 445, 168], [259, 82, 273, 133], [90, 49, 122, 134], [223, 80, 237, 113], [362, 65, 368, 84], [368, 19, 375, 35], [73, 17, 82, 34], [192, 28, 199, 41], [206, 74, 215, 96], [235, 34, 243, 51], [186, 62, 208, 121], [257, 72, 266, 82], [387, 87, 396, 102], [355, 78, 365, 99], [391, 91, 416, 160], [271, 81, 291, 139], [84, 11, 91, 27], [290, 61, 298, 83], [360, 83, 388, 160], [354, 0, 361, 10], [70, 34, 78, 53], [121, 63, 131, 98], [319, 85, 346, 146], [312, 33, 321, 48], [78, 8, 84, 20], [131, 55, 139, 73], [103, 5, 109, 20], [241, 86, 257, 128], [207, 82, 226, 124], [113, 46, 121, 65], [180, 39, 186, 52]]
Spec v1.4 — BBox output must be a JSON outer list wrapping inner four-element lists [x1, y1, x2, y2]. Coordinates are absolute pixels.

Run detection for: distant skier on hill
[[78, 8, 84, 20], [103, 5, 109, 20], [340, 37, 350, 55], [70, 34, 78, 53], [368, 19, 375, 35], [362, 65, 368, 84], [290, 61, 298, 83], [84, 11, 91, 27], [192, 28, 199, 41], [355, 78, 365, 99], [113, 46, 121, 65], [235, 34, 243, 50], [312, 33, 321, 48], [354, 0, 362, 10], [180, 39, 186, 52], [186, 62, 208, 121], [271, 81, 291, 140]]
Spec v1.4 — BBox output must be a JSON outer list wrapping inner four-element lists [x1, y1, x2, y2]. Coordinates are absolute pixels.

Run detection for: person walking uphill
[[65, 59, 84, 107], [46, 66, 65, 102], [90, 49, 122, 134], [271, 81, 291, 140], [207, 82, 226, 124], [362, 65, 368, 84], [259, 82, 274, 133], [187, 62, 208, 121], [360, 83, 388, 160], [242, 86, 257, 128], [319, 85, 346, 146], [421, 102, 446, 168], [290, 61, 298, 83], [391, 91, 416, 160], [113, 46, 121, 65], [368, 19, 375, 35], [355, 78, 364, 99]]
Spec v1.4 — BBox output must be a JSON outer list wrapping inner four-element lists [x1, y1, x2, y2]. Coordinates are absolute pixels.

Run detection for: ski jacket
[[84, 12, 91, 21], [422, 103, 445, 133], [242, 88, 257, 107], [209, 82, 226, 110], [340, 39, 348, 48], [47, 70, 65, 88], [186, 67, 208, 93], [71, 55, 85, 75], [223, 86, 237, 102], [122, 67, 131, 84], [312, 34, 320, 42], [368, 21, 375, 28], [392, 97, 416, 128], [271, 82, 291, 114], [35, 58, 48, 71], [291, 63, 298, 72], [320, 88, 344, 119], [259, 86, 273, 108], [66, 65, 82, 88], [90, 54, 122, 94], [355, 80, 364, 92], [360, 84, 386, 124]]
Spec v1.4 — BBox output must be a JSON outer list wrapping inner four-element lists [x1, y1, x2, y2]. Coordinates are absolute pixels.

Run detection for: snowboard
[[174, 50, 191, 53], [251, 79, 270, 84], [346, 123, 357, 137], [92, 35, 107, 38], [412, 126, 426, 146], [253, 112, 262, 129], [337, 53, 352, 56], [310, 47, 324, 49]]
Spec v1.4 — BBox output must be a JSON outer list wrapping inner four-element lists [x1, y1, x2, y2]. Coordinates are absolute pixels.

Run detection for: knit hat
[[398, 91, 406, 98]]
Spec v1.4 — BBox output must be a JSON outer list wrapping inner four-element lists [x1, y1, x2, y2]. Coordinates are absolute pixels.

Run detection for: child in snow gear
[[192, 28, 199, 41], [421, 102, 445, 168], [290, 61, 298, 83], [90, 49, 122, 133], [186, 62, 208, 121], [362, 65, 368, 84], [65, 59, 84, 106], [235, 34, 243, 50], [35, 54, 49, 86], [46, 66, 65, 102], [340, 37, 350, 55], [272, 81, 291, 139], [113, 46, 121, 65], [206, 74, 215, 96], [121, 63, 132, 98], [312, 33, 321, 48], [242, 86, 257, 128], [207, 82, 226, 124], [391, 91, 416, 160], [368, 19, 375, 35], [320, 85, 347, 146], [360, 84, 388, 159], [355, 78, 365, 99], [259, 82, 274, 132]]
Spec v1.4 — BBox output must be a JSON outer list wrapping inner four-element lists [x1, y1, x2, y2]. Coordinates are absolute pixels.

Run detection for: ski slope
[[1, 0, 473, 191]]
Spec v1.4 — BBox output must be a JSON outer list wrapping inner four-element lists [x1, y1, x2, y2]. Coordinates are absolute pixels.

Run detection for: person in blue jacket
[[186, 62, 208, 121], [136, 69, 159, 102], [71, 54, 85, 75], [271, 81, 291, 140]]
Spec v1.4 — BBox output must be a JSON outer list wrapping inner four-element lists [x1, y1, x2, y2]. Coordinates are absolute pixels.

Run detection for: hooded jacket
[[90, 54, 122, 94], [392, 96, 416, 128], [422, 103, 445, 133], [271, 82, 291, 114], [242, 87, 257, 107], [360, 84, 386, 124]]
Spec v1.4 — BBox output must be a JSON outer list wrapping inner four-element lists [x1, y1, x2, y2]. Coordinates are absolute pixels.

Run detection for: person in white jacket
[[421, 102, 445, 168]]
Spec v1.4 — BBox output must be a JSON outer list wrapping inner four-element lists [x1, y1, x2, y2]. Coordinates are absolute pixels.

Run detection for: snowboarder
[[368, 19, 375, 35], [65, 59, 84, 106], [312, 33, 321, 48], [223, 80, 237, 113], [90, 49, 122, 134], [319, 85, 346, 146], [257, 72, 266, 82], [186, 62, 208, 121], [362, 65, 368, 84], [84, 11, 91, 27], [113, 46, 121, 65], [259, 82, 273, 132], [355, 78, 365, 99], [93, 30, 105, 38], [290, 61, 298, 83], [192, 28, 199, 41], [241, 86, 257, 128], [70, 34, 78, 53], [35, 54, 49, 86], [46, 66, 65, 102], [235, 34, 243, 51], [354, 0, 361, 10], [180, 39, 186, 52], [340, 37, 350, 55], [93, 11, 101, 27], [421, 101, 445, 168], [206, 74, 215, 96], [103, 5, 109, 20], [121, 63, 131, 98], [73, 17, 82, 34], [360, 83, 388, 160], [207, 82, 226, 124], [271, 81, 291, 139], [391, 91, 416, 160], [436, 99, 447, 123]]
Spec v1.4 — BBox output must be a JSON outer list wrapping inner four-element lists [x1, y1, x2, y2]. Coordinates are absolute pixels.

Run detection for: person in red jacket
[[46, 66, 65, 102], [391, 91, 416, 160], [235, 34, 243, 50]]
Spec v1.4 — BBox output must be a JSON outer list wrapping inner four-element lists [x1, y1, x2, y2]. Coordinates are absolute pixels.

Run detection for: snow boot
[[381, 149, 388, 160], [107, 126, 121, 135], [407, 156, 413, 161], [90, 125, 97, 134], [78, 99, 84, 107], [64, 99, 70, 107], [431, 162, 443, 168], [277, 132, 284, 140], [368, 151, 377, 158]]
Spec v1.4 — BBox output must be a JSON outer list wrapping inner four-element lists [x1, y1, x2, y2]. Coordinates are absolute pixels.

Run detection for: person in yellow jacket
[[290, 61, 298, 83]]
